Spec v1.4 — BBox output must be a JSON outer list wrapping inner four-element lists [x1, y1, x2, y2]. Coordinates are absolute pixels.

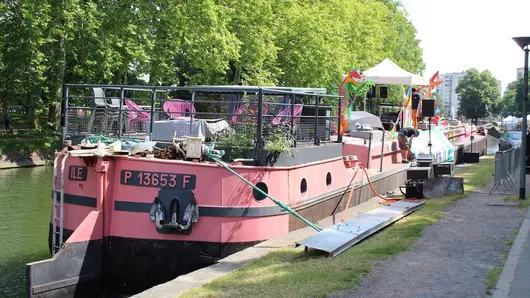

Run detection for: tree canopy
[[0, 0, 425, 128], [501, 77, 530, 117], [455, 68, 502, 118]]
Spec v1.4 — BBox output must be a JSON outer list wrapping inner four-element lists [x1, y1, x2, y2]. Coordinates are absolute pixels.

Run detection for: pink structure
[[27, 136, 410, 297]]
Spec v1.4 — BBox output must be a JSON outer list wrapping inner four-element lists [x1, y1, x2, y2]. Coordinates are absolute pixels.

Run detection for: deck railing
[[62, 84, 343, 163]]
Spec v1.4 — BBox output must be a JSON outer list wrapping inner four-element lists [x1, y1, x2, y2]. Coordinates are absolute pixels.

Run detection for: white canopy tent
[[363, 58, 430, 86]]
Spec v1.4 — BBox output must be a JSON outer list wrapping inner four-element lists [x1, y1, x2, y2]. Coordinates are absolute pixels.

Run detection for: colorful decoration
[[428, 71, 443, 98], [390, 71, 443, 138], [331, 69, 375, 135]]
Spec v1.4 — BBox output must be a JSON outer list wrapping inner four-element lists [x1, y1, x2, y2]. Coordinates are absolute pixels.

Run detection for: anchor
[[149, 189, 198, 235]]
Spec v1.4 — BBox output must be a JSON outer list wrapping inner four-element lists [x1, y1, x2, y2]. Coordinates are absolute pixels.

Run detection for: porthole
[[300, 178, 307, 196], [326, 172, 332, 188], [253, 182, 269, 202]]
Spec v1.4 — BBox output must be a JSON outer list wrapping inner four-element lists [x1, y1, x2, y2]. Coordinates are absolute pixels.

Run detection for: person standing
[[411, 88, 422, 129], [397, 127, 419, 163], [3, 113, 11, 131]]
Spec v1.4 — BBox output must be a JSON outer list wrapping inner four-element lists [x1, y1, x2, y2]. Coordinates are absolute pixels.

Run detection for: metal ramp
[[296, 200, 425, 257]]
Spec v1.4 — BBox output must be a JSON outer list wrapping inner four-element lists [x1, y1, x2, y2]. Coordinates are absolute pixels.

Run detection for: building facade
[[435, 72, 465, 119], [516, 67, 528, 80]]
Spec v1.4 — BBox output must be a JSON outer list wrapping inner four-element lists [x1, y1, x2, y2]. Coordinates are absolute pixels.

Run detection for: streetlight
[[513, 36, 530, 200]]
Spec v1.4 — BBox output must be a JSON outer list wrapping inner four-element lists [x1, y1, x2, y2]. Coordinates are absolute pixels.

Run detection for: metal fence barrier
[[489, 146, 521, 194]]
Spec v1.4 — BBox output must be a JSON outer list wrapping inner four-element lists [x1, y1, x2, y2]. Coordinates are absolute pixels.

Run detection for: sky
[[400, 0, 530, 94]]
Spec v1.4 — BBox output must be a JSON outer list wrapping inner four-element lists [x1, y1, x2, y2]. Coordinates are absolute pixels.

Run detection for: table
[[152, 117, 231, 141]]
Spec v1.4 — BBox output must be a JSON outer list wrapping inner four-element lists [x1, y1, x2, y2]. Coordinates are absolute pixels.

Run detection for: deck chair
[[125, 99, 151, 133], [231, 103, 269, 124], [271, 104, 304, 125], [87, 87, 122, 134], [163, 99, 195, 119]]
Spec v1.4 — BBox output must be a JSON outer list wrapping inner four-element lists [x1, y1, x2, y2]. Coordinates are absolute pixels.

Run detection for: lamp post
[[513, 36, 530, 200]]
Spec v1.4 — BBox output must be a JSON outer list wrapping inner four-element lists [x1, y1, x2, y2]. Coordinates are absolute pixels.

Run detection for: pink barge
[[26, 85, 486, 297]]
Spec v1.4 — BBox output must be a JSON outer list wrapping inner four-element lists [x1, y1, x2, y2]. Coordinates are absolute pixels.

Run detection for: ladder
[[52, 153, 68, 255]]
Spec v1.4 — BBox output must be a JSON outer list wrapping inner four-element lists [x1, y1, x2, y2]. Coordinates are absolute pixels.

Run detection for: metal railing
[[489, 146, 521, 194], [61, 84, 343, 165]]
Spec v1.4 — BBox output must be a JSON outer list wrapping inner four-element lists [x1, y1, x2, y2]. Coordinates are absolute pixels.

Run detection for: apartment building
[[435, 72, 465, 118], [516, 67, 529, 80]]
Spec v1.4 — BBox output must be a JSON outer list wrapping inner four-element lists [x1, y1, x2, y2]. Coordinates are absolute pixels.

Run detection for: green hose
[[205, 143, 322, 232]]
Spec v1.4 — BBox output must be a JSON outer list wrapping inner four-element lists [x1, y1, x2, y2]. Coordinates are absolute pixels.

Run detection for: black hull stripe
[[113, 201, 286, 217], [52, 192, 287, 217], [54, 191, 97, 208]]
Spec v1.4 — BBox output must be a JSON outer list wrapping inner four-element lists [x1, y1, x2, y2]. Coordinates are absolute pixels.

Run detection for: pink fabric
[[272, 104, 303, 125], [163, 99, 195, 118], [231, 103, 269, 123]]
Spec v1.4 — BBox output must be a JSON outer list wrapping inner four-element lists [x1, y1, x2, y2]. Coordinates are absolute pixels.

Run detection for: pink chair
[[272, 104, 303, 125], [231, 103, 269, 124], [163, 99, 195, 119], [125, 99, 150, 131]]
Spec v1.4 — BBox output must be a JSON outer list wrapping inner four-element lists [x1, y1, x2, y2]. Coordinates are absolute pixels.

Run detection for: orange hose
[[341, 166, 406, 221], [340, 168, 358, 222], [341, 163, 426, 220], [359, 166, 390, 200]]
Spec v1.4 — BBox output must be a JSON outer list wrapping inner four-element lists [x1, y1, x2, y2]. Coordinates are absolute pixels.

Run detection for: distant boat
[[484, 123, 501, 139]]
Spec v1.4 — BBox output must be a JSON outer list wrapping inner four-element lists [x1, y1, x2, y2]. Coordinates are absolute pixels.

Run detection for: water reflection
[[0, 167, 52, 297]]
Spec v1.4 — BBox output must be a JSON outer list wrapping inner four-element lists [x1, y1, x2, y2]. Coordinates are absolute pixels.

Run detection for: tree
[[502, 79, 521, 117], [0, 0, 426, 129], [456, 68, 502, 118]]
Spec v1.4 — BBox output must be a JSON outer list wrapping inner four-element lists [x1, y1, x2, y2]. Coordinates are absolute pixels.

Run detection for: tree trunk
[[27, 106, 36, 129]]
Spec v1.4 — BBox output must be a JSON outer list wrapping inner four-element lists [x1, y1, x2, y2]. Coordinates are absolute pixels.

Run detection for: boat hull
[[27, 127, 486, 297], [45, 225, 261, 296]]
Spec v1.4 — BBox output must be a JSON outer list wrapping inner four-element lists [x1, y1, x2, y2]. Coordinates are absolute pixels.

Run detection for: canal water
[[0, 166, 52, 297], [0, 136, 500, 297]]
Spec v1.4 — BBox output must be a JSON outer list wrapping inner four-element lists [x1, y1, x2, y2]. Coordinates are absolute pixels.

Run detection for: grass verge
[[179, 156, 495, 298], [485, 228, 520, 295], [0, 130, 60, 155], [485, 191, 530, 294], [504, 193, 530, 209]]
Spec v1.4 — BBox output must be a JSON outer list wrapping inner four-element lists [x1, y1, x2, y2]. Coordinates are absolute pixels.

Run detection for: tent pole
[[363, 93, 367, 112]]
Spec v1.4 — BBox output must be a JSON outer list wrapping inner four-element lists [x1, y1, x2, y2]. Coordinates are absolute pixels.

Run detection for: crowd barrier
[[489, 146, 521, 194]]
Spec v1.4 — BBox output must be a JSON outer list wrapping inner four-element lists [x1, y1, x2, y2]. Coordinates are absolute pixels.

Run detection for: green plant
[[213, 126, 255, 158], [213, 122, 297, 159], [263, 123, 296, 157]]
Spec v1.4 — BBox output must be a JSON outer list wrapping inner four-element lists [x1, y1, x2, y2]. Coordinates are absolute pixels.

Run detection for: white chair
[[87, 88, 125, 135]]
